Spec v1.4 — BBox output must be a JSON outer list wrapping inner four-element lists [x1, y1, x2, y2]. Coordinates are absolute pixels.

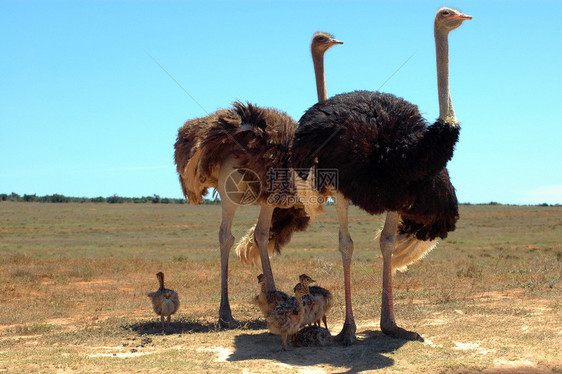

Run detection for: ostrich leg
[[217, 196, 239, 328], [379, 212, 424, 341], [215, 157, 242, 328], [333, 191, 357, 345], [255, 204, 277, 292]]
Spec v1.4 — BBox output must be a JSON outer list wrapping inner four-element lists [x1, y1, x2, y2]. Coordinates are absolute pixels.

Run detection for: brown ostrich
[[174, 32, 342, 328], [147, 272, 180, 326], [174, 103, 301, 328], [235, 32, 343, 268], [291, 7, 471, 344]]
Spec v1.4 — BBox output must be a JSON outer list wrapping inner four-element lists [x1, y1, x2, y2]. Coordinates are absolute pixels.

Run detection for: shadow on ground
[[124, 317, 267, 336], [228, 328, 409, 373]]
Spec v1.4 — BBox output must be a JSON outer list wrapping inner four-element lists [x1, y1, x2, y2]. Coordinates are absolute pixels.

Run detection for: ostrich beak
[[451, 13, 472, 21], [331, 39, 344, 45]]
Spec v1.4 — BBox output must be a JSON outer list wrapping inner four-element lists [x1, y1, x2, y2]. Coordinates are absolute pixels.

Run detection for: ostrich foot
[[334, 321, 357, 346], [218, 316, 240, 329], [218, 310, 240, 329], [381, 322, 424, 342], [281, 335, 293, 351], [281, 345, 293, 351], [289, 334, 298, 347]]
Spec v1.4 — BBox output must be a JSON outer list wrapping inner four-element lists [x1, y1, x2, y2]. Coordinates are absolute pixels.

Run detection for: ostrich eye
[[442, 10, 450, 16]]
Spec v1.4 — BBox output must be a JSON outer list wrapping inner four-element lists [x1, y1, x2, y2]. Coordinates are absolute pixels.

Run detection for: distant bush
[[107, 195, 125, 204], [39, 194, 69, 203], [5, 193, 21, 202], [0, 193, 208, 204], [23, 194, 37, 202]]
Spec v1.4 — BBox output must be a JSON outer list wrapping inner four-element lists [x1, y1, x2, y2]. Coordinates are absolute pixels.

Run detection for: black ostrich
[[291, 7, 472, 344], [174, 32, 342, 328]]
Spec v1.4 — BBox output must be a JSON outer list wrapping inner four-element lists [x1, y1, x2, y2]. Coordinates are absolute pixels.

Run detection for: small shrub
[[11, 323, 54, 335], [3, 253, 35, 265], [457, 261, 482, 278], [522, 280, 536, 290], [434, 287, 458, 304], [11, 268, 40, 283], [67, 264, 95, 280]]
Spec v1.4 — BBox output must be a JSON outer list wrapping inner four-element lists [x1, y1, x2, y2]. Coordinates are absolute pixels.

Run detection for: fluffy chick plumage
[[254, 273, 289, 317], [266, 283, 308, 350], [147, 272, 180, 325], [299, 274, 333, 329]]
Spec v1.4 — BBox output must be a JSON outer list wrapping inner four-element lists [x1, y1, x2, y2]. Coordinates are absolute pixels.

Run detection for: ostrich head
[[311, 32, 343, 55], [311, 32, 342, 103], [156, 271, 165, 288], [299, 273, 316, 285], [435, 7, 472, 34], [293, 283, 309, 297], [434, 7, 472, 123]]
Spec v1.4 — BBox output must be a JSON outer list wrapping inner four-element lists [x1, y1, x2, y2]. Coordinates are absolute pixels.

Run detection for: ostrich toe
[[381, 323, 424, 342], [334, 322, 357, 346]]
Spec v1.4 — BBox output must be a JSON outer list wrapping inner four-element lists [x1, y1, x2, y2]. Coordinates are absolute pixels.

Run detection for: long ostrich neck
[[313, 51, 328, 103], [407, 24, 461, 180], [435, 27, 457, 124], [296, 293, 304, 308]]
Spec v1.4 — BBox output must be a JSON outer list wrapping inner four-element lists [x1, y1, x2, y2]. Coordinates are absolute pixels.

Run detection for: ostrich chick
[[292, 325, 333, 347], [293, 281, 322, 329], [266, 283, 308, 351], [147, 272, 180, 326], [299, 274, 333, 329], [254, 273, 289, 317]]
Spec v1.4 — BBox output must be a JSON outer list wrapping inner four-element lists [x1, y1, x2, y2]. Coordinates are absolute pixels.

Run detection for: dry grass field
[[0, 202, 561, 373]]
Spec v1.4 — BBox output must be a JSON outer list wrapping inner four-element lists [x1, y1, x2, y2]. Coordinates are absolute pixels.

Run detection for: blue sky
[[1, 1, 561, 204]]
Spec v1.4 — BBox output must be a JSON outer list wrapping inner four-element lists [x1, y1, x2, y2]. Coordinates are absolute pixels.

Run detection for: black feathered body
[[292, 90, 459, 241]]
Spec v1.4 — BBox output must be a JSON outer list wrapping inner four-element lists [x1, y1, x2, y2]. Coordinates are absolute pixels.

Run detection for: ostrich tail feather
[[235, 225, 276, 269], [235, 206, 312, 268], [295, 166, 327, 221], [375, 229, 438, 273]]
